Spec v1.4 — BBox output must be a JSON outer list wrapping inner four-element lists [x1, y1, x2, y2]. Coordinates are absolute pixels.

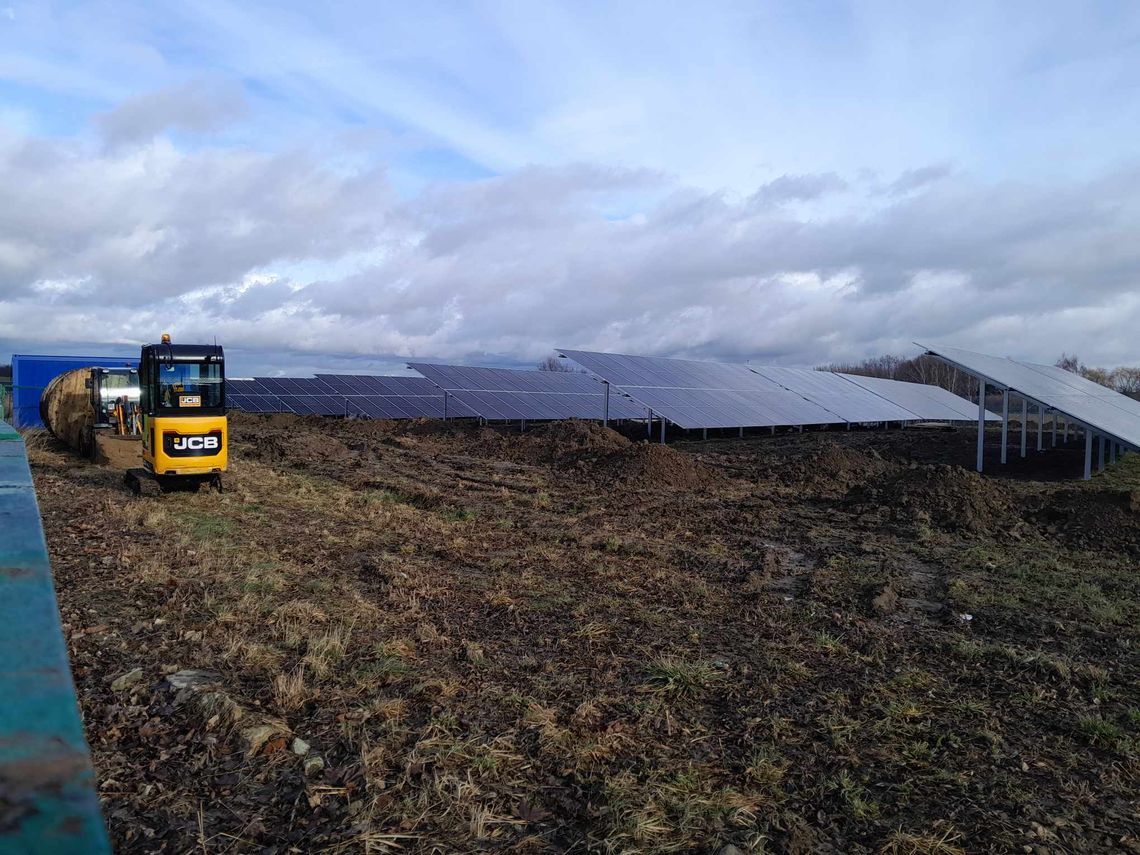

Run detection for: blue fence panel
[[0, 420, 110, 853]]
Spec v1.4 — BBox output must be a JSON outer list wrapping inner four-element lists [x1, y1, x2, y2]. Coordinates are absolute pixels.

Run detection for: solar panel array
[[227, 376, 475, 419], [837, 373, 999, 422], [753, 366, 919, 423], [918, 343, 1140, 449], [555, 349, 841, 429], [407, 363, 647, 421]]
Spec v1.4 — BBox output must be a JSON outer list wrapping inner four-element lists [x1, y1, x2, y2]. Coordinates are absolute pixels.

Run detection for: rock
[[241, 724, 282, 757], [110, 668, 144, 691], [718, 846, 744, 855], [166, 669, 222, 691], [291, 737, 311, 756], [872, 585, 899, 615], [303, 754, 325, 777]]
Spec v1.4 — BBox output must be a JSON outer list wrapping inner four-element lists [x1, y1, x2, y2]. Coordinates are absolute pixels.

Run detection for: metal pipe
[[1026, 399, 1035, 458], [976, 377, 985, 473], [1000, 389, 1009, 464]]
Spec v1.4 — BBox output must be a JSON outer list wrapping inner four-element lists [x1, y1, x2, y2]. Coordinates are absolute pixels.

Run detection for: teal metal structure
[[0, 419, 109, 853]]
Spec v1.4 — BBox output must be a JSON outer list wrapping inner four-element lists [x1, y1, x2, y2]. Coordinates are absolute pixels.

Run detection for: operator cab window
[[158, 362, 223, 409]]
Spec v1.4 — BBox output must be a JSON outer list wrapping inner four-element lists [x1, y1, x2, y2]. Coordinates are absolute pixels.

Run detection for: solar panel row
[[837, 373, 991, 422], [407, 363, 648, 421], [754, 366, 918, 423], [556, 349, 995, 429], [227, 376, 476, 419], [554, 350, 841, 429], [918, 343, 1140, 450]]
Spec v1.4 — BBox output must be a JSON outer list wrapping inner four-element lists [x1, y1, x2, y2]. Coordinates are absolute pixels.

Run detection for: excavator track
[[124, 468, 222, 496]]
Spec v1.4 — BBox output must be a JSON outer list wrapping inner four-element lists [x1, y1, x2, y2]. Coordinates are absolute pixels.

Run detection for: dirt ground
[[27, 416, 1140, 853]]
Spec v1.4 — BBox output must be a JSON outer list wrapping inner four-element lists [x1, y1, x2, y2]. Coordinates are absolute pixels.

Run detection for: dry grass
[[29, 417, 1140, 853]]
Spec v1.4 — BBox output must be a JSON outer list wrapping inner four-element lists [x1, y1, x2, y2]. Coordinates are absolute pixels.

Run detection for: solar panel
[[556, 350, 841, 429], [918, 343, 1140, 449], [225, 373, 472, 419], [752, 366, 920, 423], [836, 373, 999, 421], [408, 363, 647, 421]]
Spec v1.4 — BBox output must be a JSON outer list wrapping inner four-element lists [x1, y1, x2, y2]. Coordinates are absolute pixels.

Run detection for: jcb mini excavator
[[124, 334, 228, 495]]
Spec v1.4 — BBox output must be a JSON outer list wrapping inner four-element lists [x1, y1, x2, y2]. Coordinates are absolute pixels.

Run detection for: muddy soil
[[29, 417, 1140, 853]]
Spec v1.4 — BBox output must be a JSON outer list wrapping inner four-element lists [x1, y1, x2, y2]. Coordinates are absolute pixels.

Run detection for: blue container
[[10, 354, 138, 429]]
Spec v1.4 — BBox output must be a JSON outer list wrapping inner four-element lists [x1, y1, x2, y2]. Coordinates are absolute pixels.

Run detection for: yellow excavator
[[124, 334, 228, 495]]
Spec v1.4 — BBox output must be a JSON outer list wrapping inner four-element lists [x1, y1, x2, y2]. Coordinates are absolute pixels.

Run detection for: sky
[[3, 1, 1140, 376]]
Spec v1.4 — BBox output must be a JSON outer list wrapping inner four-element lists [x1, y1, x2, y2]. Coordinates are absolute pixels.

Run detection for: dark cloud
[[749, 172, 847, 207]]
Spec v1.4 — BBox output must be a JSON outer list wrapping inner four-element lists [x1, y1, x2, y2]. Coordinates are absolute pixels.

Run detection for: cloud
[[0, 133, 393, 307], [95, 79, 249, 147], [882, 164, 954, 196], [749, 172, 848, 207], [4, 116, 1140, 374]]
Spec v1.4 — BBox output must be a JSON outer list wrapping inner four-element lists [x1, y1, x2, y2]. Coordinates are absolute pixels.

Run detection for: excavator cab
[[89, 367, 142, 436], [125, 334, 227, 494]]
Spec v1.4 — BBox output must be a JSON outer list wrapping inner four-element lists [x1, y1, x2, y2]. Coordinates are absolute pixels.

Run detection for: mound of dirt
[[587, 442, 726, 491], [1031, 488, 1140, 553], [778, 440, 894, 495], [869, 464, 1015, 533], [527, 419, 632, 455]]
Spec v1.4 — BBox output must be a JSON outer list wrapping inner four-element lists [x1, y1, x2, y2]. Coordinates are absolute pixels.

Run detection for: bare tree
[[1056, 353, 1081, 373], [537, 354, 575, 372], [1111, 367, 1140, 397]]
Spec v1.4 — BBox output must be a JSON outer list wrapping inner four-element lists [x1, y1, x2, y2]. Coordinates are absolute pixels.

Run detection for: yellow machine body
[[142, 414, 228, 476]]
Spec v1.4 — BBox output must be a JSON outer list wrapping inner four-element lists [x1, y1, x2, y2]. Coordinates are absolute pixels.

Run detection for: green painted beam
[[0, 420, 110, 853]]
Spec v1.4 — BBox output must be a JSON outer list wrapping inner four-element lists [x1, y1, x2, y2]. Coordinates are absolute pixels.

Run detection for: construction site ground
[[27, 415, 1140, 853]]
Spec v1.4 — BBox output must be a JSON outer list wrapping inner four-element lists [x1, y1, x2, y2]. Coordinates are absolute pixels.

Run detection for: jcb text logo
[[163, 430, 223, 458], [173, 435, 219, 451]]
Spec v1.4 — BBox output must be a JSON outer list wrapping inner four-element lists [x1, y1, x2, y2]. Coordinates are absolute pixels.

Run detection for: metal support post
[[702, 428, 707, 440], [1037, 404, 1043, 452], [443, 391, 449, 421], [660, 418, 666, 444], [1084, 431, 1093, 480], [1111, 442, 1117, 465], [1026, 399, 1035, 458], [1000, 389, 1009, 464], [647, 410, 653, 437], [603, 382, 610, 427], [976, 377, 986, 473], [738, 426, 743, 438], [1051, 413, 1057, 447], [1098, 435, 1106, 472]]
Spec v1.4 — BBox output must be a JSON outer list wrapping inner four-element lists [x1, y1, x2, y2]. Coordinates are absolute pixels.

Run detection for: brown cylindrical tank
[[40, 368, 96, 456]]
